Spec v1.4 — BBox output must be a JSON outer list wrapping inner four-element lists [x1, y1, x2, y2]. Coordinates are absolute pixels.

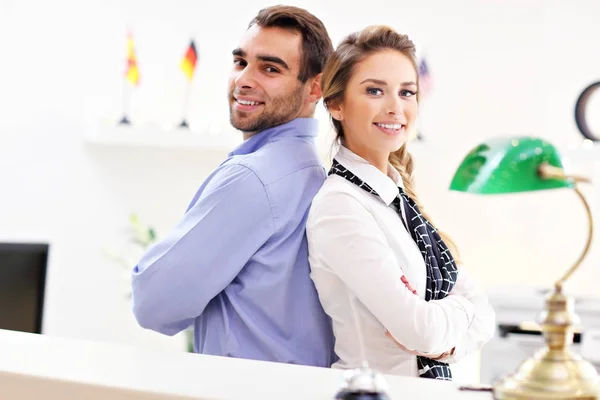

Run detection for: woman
[[306, 25, 495, 380]]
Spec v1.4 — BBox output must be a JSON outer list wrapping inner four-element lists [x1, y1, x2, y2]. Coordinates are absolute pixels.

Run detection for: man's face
[[228, 25, 307, 136]]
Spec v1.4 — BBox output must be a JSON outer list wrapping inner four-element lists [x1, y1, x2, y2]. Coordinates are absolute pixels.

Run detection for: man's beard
[[229, 84, 304, 134]]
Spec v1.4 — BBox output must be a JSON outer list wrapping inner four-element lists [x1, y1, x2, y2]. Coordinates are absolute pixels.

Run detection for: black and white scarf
[[329, 159, 458, 380]]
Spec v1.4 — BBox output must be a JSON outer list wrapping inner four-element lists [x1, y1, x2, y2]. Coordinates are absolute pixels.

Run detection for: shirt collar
[[229, 118, 319, 156], [334, 146, 404, 206]]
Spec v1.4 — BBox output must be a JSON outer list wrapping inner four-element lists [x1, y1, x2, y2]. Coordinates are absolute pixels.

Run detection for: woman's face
[[333, 49, 418, 165]]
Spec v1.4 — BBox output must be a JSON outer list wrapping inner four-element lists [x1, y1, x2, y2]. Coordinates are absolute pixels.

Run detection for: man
[[131, 5, 336, 367]]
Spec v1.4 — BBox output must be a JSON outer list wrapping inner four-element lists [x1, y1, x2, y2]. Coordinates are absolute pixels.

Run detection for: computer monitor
[[0, 242, 48, 334]]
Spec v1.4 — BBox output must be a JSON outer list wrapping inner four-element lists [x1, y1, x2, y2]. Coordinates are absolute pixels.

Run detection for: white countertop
[[0, 329, 491, 399]]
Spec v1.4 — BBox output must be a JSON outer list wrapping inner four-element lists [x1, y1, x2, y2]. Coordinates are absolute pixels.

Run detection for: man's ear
[[307, 73, 344, 120], [306, 73, 323, 104]]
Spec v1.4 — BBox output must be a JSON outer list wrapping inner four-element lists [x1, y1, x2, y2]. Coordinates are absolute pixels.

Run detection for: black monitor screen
[[0, 243, 48, 334]]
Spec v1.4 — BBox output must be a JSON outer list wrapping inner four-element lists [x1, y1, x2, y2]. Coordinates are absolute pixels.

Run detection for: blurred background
[[0, 0, 599, 386]]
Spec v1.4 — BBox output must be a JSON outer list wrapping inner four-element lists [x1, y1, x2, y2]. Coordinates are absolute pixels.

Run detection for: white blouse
[[306, 146, 496, 377]]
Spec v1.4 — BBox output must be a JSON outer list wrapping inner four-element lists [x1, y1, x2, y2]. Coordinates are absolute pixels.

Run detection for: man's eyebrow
[[232, 48, 245, 57], [257, 55, 289, 70], [231, 49, 290, 71]]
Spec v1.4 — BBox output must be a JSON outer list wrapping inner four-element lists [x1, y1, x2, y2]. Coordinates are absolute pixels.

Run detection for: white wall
[[0, 0, 599, 379]]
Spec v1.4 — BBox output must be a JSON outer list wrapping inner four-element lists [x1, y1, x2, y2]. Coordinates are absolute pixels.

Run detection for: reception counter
[[0, 329, 490, 399]]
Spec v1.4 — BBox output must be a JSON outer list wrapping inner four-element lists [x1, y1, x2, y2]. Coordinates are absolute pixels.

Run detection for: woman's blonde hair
[[321, 25, 461, 263]]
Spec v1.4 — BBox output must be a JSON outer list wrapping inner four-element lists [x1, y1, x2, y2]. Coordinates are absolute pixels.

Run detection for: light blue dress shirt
[[131, 118, 337, 367]]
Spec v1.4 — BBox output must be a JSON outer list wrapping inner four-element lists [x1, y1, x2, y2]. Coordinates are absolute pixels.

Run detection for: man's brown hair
[[249, 5, 334, 83]]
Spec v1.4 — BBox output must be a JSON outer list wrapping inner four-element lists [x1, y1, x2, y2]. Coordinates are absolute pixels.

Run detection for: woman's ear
[[326, 101, 343, 121]]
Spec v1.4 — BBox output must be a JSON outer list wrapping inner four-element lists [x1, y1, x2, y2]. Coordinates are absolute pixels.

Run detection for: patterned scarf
[[329, 159, 458, 380]]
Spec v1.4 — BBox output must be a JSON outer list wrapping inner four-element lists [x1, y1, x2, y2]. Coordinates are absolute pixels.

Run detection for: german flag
[[125, 33, 140, 86], [180, 40, 197, 81]]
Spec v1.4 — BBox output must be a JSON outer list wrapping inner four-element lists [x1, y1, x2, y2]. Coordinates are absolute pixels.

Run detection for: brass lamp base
[[493, 287, 600, 400]]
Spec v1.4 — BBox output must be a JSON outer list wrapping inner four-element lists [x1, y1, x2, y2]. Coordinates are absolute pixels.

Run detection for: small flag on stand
[[181, 40, 197, 81], [119, 33, 140, 125], [418, 57, 432, 100], [413, 57, 433, 141], [178, 40, 198, 128], [126, 34, 140, 86]]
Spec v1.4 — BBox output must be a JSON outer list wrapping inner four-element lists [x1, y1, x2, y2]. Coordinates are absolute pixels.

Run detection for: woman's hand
[[385, 330, 454, 360]]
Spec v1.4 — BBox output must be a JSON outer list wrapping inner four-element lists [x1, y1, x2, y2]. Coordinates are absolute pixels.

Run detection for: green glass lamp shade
[[449, 136, 574, 194]]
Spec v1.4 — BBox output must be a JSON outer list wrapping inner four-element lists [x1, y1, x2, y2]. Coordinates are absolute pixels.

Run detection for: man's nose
[[234, 66, 256, 89]]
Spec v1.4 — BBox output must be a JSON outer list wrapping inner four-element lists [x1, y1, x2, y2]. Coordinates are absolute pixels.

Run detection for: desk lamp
[[450, 136, 597, 399]]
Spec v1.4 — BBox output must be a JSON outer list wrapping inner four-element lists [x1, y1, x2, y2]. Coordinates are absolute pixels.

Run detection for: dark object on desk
[[0, 242, 48, 334], [458, 384, 493, 392], [335, 366, 390, 400], [335, 391, 390, 400], [498, 323, 583, 343]]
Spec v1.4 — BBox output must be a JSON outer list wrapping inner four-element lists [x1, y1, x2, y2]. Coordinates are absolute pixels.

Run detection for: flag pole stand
[[118, 80, 132, 126], [178, 81, 192, 129]]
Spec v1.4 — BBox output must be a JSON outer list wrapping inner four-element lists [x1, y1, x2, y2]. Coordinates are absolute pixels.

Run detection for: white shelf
[[84, 124, 242, 152], [83, 124, 440, 158]]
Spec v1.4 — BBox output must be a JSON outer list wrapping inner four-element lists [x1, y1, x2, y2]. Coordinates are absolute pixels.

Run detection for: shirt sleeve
[[307, 192, 475, 356], [131, 163, 275, 336], [435, 267, 496, 364]]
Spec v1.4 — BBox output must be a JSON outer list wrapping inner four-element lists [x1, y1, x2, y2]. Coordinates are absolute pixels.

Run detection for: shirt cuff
[[448, 294, 475, 328], [435, 295, 474, 364]]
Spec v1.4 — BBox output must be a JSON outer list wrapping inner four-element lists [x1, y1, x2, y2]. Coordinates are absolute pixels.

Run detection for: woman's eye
[[367, 87, 383, 96]]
